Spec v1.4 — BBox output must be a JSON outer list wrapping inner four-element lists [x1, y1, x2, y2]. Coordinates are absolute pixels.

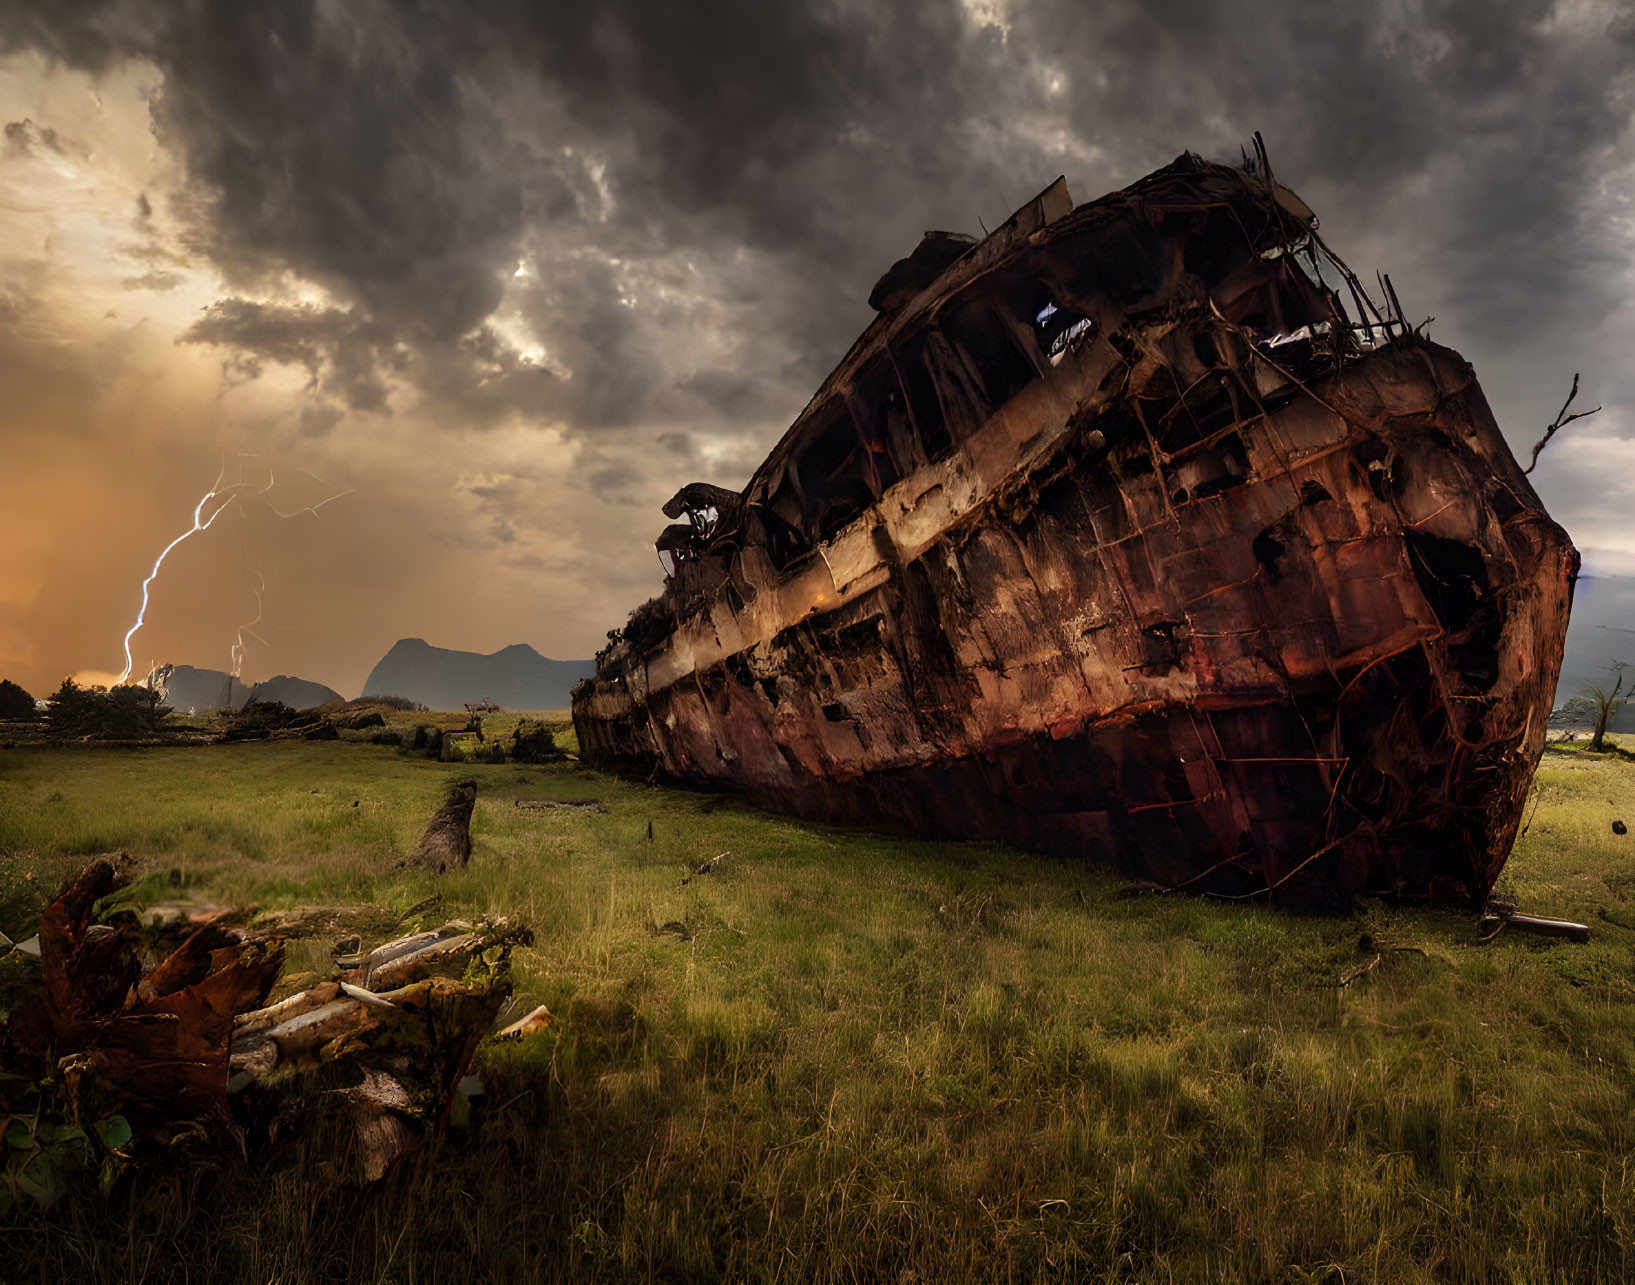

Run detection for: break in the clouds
[[1, 0, 1633, 697]]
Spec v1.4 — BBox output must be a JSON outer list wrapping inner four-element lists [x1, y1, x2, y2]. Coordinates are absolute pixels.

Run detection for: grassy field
[[0, 725, 1632, 1282]]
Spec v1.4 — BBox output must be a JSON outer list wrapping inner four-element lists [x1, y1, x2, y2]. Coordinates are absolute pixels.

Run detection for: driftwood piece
[[365, 933, 480, 991], [233, 981, 342, 1035], [1504, 912, 1590, 942], [336, 927, 446, 976], [407, 779, 477, 873]]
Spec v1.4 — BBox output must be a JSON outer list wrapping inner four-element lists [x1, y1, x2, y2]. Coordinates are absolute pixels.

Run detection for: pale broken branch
[[679, 851, 731, 887], [493, 1003, 555, 1041], [1476, 900, 1589, 944], [1523, 373, 1601, 475], [1338, 953, 1381, 988]]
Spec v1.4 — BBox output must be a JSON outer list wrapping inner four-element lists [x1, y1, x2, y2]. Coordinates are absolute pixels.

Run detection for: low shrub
[[44, 679, 170, 740], [0, 678, 36, 721]]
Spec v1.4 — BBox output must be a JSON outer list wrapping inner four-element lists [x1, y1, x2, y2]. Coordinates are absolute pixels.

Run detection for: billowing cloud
[[1, 0, 1632, 697]]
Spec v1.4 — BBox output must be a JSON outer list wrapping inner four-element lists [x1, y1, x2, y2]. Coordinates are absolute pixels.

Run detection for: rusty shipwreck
[[571, 147, 1577, 906]]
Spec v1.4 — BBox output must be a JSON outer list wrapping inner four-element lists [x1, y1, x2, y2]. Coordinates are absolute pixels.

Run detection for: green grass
[[1, 734, 1633, 1282]]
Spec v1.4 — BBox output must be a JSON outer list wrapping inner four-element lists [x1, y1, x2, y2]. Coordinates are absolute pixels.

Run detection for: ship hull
[[575, 338, 1574, 905]]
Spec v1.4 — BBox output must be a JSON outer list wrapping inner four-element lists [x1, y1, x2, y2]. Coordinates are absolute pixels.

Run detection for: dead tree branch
[[680, 851, 731, 888], [1338, 953, 1381, 988], [1524, 374, 1601, 474]]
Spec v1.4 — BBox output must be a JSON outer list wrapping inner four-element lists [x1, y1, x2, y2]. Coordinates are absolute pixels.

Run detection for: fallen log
[[232, 981, 342, 1035], [336, 925, 461, 981], [365, 933, 480, 991]]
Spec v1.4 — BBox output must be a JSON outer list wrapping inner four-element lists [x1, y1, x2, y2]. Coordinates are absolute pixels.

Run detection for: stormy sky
[[1, 0, 1632, 699]]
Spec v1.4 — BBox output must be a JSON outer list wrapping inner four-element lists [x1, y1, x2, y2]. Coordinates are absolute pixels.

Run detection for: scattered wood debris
[[1, 861, 544, 1196], [514, 798, 608, 814], [215, 700, 339, 742]]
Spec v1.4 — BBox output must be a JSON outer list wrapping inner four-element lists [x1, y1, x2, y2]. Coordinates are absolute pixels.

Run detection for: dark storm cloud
[[0, 0, 1054, 443], [5, 0, 1634, 460], [181, 299, 402, 414], [4, 117, 64, 155]]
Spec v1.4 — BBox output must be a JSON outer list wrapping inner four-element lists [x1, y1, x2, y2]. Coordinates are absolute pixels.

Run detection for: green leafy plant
[[0, 1100, 132, 1212]]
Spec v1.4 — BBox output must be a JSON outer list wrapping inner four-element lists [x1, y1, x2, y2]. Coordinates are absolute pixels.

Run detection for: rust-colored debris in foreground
[[573, 142, 1577, 906], [4, 862, 534, 1189]]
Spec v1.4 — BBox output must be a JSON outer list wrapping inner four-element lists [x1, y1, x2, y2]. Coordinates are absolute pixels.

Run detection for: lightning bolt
[[116, 456, 352, 684], [116, 459, 273, 684], [263, 468, 357, 519], [230, 569, 268, 679]]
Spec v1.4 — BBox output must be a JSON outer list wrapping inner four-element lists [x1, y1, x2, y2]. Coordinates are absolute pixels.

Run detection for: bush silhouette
[[45, 678, 172, 740], [0, 678, 36, 720]]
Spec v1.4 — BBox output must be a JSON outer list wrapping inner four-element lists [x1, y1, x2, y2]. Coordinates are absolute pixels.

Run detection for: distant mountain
[[145, 665, 251, 714], [247, 675, 343, 710], [145, 665, 343, 714], [362, 638, 595, 711]]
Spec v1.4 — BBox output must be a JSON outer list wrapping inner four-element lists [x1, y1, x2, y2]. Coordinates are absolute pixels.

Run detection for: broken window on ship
[[796, 399, 886, 544], [990, 273, 1094, 369], [1031, 300, 1093, 363], [941, 297, 1037, 411], [888, 331, 956, 462], [852, 353, 932, 475]]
